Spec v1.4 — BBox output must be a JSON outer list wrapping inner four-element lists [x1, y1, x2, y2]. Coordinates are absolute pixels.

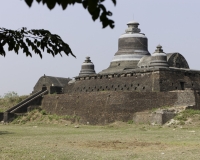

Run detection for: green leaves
[[0, 28, 75, 58], [24, 0, 116, 29], [25, 0, 33, 7], [2, 0, 117, 58]]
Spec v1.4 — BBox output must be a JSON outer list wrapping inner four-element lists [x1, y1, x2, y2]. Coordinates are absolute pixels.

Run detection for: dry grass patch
[[1, 122, 200, 160], [1, 109, 200, 159]]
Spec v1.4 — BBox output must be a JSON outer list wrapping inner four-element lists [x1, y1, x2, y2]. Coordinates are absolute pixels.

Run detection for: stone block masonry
[[65, 70, 161, 93], [41, 90, 197, 125], [64, 68, 200, 95]]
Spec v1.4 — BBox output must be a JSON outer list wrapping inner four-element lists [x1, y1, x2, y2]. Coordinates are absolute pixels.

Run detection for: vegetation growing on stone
[[175, 109, 200, 122], [11, 109, 81, 125]]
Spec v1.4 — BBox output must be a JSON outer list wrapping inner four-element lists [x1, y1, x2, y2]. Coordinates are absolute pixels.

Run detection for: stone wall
[[64, 71, 160, 93], [159, 69, 200, 91], [64, 68, 200, 95], [41, 90, 196, 125], [132, 111, 176, 125]]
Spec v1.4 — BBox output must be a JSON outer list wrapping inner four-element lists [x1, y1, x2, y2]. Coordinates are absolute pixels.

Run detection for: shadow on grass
[[0, 131, 14, 135]]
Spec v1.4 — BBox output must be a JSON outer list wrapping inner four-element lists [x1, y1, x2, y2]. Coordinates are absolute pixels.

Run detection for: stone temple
[[2, 21, 200, 124]]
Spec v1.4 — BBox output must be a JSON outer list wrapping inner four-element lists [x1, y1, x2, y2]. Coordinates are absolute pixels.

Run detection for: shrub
[[127, 120, 134, 124], [175, 109, 200, 121], [40, 110, 47, 115]]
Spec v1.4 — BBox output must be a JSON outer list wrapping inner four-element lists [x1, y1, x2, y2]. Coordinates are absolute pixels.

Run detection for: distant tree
[[3, 91, 19, 99], [0, 0, 116, 58]]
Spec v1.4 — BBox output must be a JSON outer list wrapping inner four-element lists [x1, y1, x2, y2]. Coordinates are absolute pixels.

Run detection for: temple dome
[[99, 20, 150, 74], [113, 20, 150, 59], [149, 45, 169, 68], [79, 57, 96, 76]]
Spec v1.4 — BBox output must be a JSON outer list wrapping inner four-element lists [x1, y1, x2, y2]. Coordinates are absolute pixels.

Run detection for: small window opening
[[176, 63, 180, 68], [180, 82, 185, 90]]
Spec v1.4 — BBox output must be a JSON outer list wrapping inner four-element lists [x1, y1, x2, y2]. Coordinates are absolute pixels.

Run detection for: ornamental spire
[[125, 21, 141, 33], [154, 44, 164, 53]]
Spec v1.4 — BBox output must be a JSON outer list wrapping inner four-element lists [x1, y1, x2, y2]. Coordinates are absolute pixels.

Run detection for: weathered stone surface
[[79, 57, 96, 76], [133, 110, 176, 125], [65, 68, 200, 94], [41, 90, 197, 125], [33, 75, 71, 94], [99, 21, 150, 74], [167, 53, 189, 69]]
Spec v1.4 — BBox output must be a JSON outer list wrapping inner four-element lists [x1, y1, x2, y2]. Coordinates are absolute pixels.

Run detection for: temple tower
[[79, 57, 96, 76], [100, 20, 150, 74], [149, 45, 169, 68]]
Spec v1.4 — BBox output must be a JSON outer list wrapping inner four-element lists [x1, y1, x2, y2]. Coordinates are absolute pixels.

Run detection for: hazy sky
[[1, 0, 200, 96]]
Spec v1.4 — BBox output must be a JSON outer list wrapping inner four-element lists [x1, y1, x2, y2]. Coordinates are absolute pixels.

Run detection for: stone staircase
[[3, 88, 48, 122]]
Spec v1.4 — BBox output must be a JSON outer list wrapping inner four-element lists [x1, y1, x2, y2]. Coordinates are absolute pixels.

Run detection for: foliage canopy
[[0, 0, 116, 58], [0, 28, 74, 58], [25, 0, 116, 29]]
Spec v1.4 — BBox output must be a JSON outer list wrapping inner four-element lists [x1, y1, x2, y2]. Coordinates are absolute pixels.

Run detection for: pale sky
[[1, 0, 200, 96]]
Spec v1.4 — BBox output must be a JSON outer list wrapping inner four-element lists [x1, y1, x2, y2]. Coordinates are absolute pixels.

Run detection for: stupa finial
[[125, 20, 141, 33]]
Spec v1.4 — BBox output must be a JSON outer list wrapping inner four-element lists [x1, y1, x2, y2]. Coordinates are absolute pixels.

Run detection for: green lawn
[[1, 122, 200, 160]]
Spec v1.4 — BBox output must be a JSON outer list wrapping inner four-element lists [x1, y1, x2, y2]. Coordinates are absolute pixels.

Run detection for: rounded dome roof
[[149, 45, 169, 68], [99, 20, 150, 74], [127, 20, 139, 25], [167, 53, 189, 69], [79, 57, 96, 76]]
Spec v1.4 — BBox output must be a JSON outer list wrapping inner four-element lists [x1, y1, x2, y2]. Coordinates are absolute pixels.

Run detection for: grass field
[[1, 121, 200, 160]]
